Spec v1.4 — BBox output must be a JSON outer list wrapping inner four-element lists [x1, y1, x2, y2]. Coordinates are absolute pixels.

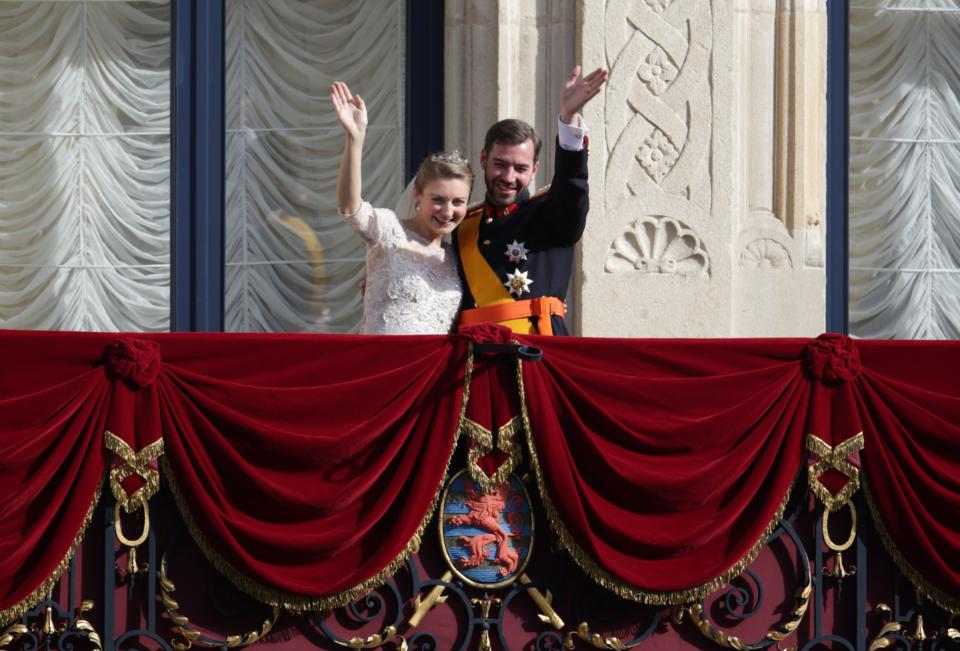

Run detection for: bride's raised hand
[[330, 81, 367, 141]]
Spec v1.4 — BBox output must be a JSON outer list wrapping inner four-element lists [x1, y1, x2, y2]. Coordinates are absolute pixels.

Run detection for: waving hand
[[330, 81, 367, 141], [559, 65, 609, 125]]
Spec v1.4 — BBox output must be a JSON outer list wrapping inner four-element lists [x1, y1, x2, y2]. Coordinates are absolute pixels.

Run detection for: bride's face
[[413, 177, 472, 238]]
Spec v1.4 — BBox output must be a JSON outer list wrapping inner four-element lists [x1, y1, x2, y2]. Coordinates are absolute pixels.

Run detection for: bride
[[331, 81, 473, 334]]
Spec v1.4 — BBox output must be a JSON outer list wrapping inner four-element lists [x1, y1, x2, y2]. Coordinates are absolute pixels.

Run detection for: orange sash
[[457, 210, 534, 334]]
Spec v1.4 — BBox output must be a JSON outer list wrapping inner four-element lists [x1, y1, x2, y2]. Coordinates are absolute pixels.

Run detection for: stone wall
[[444, 0, 826, 337]]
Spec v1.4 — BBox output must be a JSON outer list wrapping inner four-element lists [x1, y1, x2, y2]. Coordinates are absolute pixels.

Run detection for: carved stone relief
[[737, 212, 797, 270], [601, 0, 714, 280], [638, 47, 679, 96], [604, 0, 712, 214], [637, 129, 680, 183], [606, 216, 710, 277], [577, 0, 725, 336], [739, 239, 792, 269]]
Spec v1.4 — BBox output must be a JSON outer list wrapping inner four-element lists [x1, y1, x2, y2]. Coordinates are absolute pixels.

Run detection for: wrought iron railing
[[3, 474, 958, 651]]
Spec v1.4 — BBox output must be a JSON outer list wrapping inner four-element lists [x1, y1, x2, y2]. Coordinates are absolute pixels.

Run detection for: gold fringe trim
[[806, 433, 864, 513], [862, 477, 960, 614], [159, 343, 475, 613], [514, 356, 796, 606], [465, 415, 522, 492], [104, 431, 165, 513], [462, 418, 493, 449], [0, 479, 104, 626]]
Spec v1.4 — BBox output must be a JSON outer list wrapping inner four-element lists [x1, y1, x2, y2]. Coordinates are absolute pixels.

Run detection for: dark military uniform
[[454, 140, 589, 336]]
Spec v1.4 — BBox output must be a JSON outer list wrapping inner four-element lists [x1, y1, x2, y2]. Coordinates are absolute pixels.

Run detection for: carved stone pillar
[[577, 0, 733, 336], [575, 0, 825, 337]]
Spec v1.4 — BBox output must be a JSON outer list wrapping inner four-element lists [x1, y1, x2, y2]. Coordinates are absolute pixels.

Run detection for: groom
[[454, 65, 608, 336]]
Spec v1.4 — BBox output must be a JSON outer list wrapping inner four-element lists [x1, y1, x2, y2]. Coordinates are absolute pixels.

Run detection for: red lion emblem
[[448, 480, 520, 576]]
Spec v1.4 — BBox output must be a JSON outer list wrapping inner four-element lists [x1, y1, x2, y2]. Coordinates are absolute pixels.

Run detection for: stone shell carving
[[605, 216, 710, 276], [739, 238, 792, 269]]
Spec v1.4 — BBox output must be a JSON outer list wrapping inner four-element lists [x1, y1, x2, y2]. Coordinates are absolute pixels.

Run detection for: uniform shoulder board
[[466, 201, 485, 217], [524, 184, 551, 204], [532, 184, 551, 199]]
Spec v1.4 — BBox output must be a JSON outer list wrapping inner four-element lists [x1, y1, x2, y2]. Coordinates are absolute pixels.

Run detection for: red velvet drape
[[0, 331, 466, 618], [517, 337, 812, 603], [0, 332, 109, 623], [0, 330, 958, 623], [854, 341, 960, 611]]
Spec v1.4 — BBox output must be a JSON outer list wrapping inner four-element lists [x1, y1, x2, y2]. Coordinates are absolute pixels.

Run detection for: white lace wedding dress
[[344, 201, 462, 334]]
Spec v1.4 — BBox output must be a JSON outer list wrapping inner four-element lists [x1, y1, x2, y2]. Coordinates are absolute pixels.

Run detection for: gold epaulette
[[528, 184, 551, 202]]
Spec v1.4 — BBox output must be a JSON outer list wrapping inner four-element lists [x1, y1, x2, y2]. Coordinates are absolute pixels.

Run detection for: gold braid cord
[[160, 344, 475, 613], [515, 356, 796, 606], [0, 480, 104, 627], [805, 433, 864, 512], [104, 431, 165, 513], [862, 478, 960, 614]]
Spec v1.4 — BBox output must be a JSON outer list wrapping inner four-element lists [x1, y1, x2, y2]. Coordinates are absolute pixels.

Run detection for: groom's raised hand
[[559, 65, 609, 125]]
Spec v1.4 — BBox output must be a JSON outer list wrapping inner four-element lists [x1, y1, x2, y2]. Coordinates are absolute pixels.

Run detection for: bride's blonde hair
[[414, 151, 474, 194]]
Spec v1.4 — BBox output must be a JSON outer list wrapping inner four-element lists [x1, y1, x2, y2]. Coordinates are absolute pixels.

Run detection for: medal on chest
[[501, 240, 533, 297], [504, 269, 533, 297], [505, 240, 528, 264]]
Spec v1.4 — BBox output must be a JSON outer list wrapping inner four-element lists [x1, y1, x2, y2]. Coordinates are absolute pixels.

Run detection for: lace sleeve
[[342, 201, 401, 246]]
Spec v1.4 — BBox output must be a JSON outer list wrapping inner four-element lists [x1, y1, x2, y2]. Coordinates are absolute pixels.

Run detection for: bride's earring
[[414, 202, 421, 212]]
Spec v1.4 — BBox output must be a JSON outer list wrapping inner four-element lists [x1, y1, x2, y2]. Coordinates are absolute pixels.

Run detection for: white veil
[[394, 178, 418, 221]]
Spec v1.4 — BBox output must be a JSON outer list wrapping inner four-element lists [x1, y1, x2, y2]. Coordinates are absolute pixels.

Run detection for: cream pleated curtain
[[849, 2, 960, 338], [224, 0, 405, 333], [0, 1, 171, 331], [0, 0, 404, 333]]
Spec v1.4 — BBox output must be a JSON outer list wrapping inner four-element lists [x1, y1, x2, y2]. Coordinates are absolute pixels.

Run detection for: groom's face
[[481, 139, 540, 207]]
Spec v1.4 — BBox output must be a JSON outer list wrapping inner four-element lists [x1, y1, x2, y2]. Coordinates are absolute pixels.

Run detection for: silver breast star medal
[[504, 269, 533, 297], [505, 240, 529, 264]]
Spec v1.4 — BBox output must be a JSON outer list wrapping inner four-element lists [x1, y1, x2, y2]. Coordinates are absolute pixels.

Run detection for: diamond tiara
[[428, 150, 469, 166]]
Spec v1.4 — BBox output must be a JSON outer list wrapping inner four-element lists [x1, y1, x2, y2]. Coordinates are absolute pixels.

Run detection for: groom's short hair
[[483, 119, 542, 163]]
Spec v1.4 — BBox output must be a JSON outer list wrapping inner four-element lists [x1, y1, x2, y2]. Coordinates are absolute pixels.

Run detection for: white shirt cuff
[[557, 115, 587, 151]]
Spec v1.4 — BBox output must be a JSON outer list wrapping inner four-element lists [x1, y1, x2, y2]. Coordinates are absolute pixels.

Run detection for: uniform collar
[[484, 188, 530, 219]]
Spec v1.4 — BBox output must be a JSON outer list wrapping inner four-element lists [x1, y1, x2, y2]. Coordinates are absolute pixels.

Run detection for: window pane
[[0, 1, 171, 331], [849, 4, 960, 338], [224, 0, 406, 333]]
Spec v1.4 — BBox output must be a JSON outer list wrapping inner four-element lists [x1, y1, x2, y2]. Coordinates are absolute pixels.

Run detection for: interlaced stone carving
[[603, 0, 713, 292]]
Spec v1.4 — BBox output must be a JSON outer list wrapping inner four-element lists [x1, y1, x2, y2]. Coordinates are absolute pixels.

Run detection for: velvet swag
[[1, 329, 958, 624]]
